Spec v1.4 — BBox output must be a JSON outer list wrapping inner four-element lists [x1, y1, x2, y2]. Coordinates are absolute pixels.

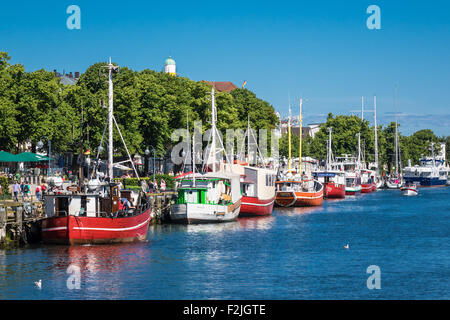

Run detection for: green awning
[[0, 151, 17, 162], [13, 152, 52, 162]]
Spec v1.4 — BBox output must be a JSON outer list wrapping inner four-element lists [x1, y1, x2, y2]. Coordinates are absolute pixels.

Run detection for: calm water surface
[[1, 188, 449, 299]]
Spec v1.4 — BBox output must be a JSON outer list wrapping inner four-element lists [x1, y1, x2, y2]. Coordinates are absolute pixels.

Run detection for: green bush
[[0, 176, 11, 196], [122, 174, 175, 189]]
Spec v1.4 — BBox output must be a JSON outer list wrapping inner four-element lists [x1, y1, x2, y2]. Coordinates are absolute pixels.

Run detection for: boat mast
[[431, 142, 436, 167], [394, 84, 399, 176], [374, 95, 379, 175], [247, 115, 251, 164], [288, 98, 292, 173], [357, 133, 361, 169], [192, 128, 196, 186], [209, 88, 217, 173], [327, 127, 332, 171], [108, 58, 114, 180], [299, 98, 303, 174]]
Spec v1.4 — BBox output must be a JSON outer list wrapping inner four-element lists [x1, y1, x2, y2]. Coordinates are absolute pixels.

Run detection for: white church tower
[[164, 56, 176, 76]]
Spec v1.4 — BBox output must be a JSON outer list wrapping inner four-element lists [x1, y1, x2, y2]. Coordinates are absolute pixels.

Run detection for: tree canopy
[[0, 52, 278, 161]]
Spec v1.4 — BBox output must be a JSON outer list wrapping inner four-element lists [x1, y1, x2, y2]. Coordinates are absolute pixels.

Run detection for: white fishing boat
[[171, 172, 242, 223], [170, 88, 242, 224], [400, 182, 418, 196]]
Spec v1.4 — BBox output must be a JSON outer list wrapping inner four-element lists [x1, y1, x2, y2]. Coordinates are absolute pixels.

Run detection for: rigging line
[[112, 115, 140, 180]]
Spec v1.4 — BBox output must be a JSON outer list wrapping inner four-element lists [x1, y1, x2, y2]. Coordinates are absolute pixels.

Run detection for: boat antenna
[[393, 84, 399, 176], [374, 95, 379, 175], [288, 93, 292, 173], [327, 127, 332, 171]]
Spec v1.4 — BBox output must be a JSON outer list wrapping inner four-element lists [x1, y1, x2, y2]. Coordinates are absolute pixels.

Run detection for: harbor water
[[1, 188, 449, 299]]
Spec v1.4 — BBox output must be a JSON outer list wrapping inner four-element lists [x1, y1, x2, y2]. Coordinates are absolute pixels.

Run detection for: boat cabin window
[[55, 197, 69, 217], [80, 196, 87, 216], [346, 178, 355, 187]]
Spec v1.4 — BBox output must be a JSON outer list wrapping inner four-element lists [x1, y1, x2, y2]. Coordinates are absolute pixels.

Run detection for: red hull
[[371, 183, 377, 192], [323, 182, 346, 199], [361, 184, 373, 193], [275, 191, 323, 207], [239, 196, 274, 217], [41, 209, 152, 245]]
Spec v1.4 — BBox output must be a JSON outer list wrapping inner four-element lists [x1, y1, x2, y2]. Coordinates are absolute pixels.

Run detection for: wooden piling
[[0, 206, 6, 243]]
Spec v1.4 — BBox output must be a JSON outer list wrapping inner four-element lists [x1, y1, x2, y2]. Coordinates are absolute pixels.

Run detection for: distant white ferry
[[403, 143, 448, 187]]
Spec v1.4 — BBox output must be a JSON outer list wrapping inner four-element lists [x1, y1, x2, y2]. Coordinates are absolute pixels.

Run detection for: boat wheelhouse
[[312, 170, 346, 199], [360, 169, 375, 193], [335, 156, 361, 195], [171, 172, 242, 223]]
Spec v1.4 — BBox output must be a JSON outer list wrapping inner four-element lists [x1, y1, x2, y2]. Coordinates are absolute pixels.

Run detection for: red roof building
[[204, 81, 238, 93]]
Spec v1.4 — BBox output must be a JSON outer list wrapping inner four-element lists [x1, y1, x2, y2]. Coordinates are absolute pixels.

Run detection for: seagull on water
[[35, 280, 42, 289], [344, 244, 349, 249]]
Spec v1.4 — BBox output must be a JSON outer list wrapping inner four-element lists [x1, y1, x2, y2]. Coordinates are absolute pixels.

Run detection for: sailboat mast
[[299, 98, 303, 174], [288, 100, 292, 173], [247, 115, 251, 164], [211, 88, 216, 173], [327, 127, 332, 171], [192, 129, 196, 186], [394, 84, 399, 176], [374, 95, 379, 174], [357, 133, 361, 169], [108, 58, 114, 180]]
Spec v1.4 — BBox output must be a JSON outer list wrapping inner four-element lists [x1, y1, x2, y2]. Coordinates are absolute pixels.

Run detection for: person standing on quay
[[13, 181, 20, 202], [23, 182, 31, 201], [35, 185, 41, 201], [20, 181, 25, 200]]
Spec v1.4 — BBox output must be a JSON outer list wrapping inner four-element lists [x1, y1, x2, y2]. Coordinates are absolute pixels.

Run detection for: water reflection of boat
[[237, 216, 275, 230], [184, 221, 242, 234], [50, 243, 150, 274], [274, 206, 322, 216]]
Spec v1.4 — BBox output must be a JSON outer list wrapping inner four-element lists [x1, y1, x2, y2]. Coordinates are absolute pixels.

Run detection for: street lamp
[[37, 136, 51, 177], [145, 147, 156, 189]]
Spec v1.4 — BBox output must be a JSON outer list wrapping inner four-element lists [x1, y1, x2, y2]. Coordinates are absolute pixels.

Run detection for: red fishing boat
[[313, 171, 346, 199], [275, 179, 323, 207], [42, 59, 152, 245], [237, 166, 276, 216], [361, 169, 375, 193], [41, 185, 151, 245], [229, 117, 277, 217]]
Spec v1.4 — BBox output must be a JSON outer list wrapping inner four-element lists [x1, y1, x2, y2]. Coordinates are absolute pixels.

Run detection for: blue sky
[[1, 0, 449, 135]]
